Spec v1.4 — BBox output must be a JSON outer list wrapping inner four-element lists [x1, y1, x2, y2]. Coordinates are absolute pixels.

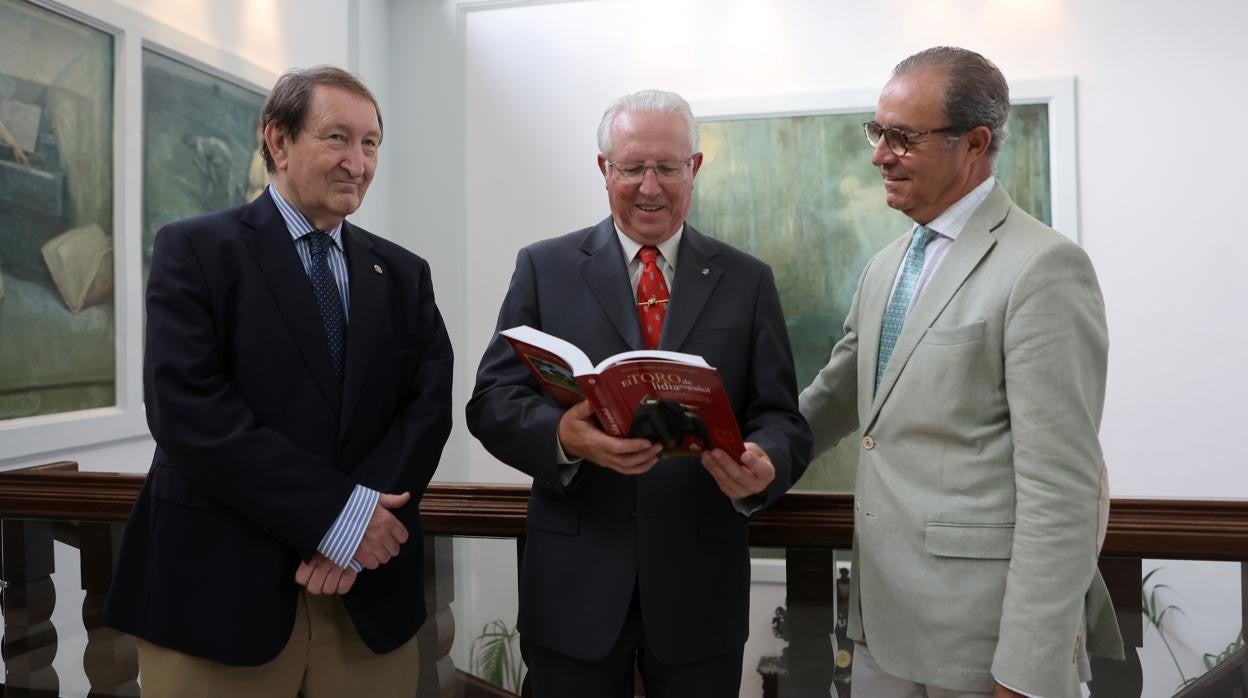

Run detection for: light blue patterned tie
[[876, 225, 937, 392]]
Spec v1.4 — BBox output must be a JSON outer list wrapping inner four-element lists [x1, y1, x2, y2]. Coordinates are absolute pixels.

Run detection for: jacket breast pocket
[[925, 522, 1014, 559], [922, 320, 985, 346]]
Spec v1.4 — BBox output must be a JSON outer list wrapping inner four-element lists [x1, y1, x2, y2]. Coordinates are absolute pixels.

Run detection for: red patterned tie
[[636, 245, 670, 349]]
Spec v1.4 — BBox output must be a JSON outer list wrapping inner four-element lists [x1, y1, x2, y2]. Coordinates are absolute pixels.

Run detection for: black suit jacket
[[104, 191, 453, 665], [467, 219, 811, 664]]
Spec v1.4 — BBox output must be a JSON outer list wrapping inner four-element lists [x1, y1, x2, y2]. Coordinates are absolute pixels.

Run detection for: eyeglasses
[[863, 121, 961, 157], [606, 159, 693, 184]]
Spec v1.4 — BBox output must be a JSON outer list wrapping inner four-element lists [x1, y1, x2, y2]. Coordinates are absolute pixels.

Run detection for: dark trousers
[[523, 589, 744, 698]]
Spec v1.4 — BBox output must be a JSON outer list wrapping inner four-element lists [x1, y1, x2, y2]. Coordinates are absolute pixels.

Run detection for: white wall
[[384, 0, 473, 484], [105, 0, 350, 72]]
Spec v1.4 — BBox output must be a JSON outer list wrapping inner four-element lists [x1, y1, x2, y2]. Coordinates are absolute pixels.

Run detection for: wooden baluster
[[78, 521, 138, 697], [416, 534, 460, 698], [831, 566, 853, 698], [782, 548, 836, 698], [1, 519, 60, 697], [1088, 557, 1143, 697]]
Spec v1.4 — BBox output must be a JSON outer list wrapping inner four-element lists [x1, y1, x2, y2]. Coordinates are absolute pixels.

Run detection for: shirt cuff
[[554, 434, 581, 486], [996, 677, 1042, 698], [317, 484, 379, 572], [731, 493, 765, 517]]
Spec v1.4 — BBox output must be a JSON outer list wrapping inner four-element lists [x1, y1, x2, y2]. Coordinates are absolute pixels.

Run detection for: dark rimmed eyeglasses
[[863, 120, 962, 157]]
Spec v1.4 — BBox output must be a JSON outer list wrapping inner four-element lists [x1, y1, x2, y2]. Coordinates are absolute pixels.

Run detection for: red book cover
[[501, 325, 746, 459]]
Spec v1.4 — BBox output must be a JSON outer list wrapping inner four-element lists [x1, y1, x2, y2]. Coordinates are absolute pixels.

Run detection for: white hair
[[596, 89, 699, 157]]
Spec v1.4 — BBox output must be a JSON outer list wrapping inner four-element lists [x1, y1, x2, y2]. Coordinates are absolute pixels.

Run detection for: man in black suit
[[105, 66, 453, 697], [467, 89, 812, 697]]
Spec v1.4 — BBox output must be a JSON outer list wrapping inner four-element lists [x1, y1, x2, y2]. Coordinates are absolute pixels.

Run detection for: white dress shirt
[[886, 176, 996, 316]]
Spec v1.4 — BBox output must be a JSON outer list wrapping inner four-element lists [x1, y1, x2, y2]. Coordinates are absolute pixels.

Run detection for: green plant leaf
[[469, 618, 525, 691]]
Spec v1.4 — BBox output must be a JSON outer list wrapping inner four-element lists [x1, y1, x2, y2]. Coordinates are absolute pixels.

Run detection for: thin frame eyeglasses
[[606, 158, 693, 184]]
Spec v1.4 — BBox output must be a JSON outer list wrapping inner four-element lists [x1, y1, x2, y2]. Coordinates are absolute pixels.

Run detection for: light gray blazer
[[799, 182, 1123, 697]]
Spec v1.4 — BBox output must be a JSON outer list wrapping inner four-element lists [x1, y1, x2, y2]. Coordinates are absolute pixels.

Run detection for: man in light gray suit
[[799, 47, 1123, 697]]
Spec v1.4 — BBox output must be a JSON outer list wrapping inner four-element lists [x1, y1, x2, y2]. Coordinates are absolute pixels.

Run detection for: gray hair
[[893, 47, 1010, 158], [597, 90, 699, 157], [260, 65, 382, 173]]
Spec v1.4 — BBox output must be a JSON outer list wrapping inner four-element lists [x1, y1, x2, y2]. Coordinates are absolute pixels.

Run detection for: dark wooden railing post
[[1089, 557, 1144, 697], [1, 518, 60, 696], [417, 534, 462, 698], [781, 548, 836, 698], [79, 521, 139, 697]]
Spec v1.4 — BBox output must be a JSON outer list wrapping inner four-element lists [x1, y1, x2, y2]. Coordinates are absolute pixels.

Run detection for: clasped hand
[[294, 491, 411, 595]]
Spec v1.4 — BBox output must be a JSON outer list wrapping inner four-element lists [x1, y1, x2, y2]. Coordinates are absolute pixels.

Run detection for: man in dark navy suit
[[105, 66, 452, 697], [468, 89, 812, 697]]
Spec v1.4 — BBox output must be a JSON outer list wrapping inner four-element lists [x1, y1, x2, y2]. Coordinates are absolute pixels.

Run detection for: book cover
[[501, 325, 746, 459]]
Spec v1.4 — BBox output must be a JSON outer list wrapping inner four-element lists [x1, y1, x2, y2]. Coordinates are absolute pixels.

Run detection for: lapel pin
[[373, 264, 383, 274], [701, 267, 710, 277]]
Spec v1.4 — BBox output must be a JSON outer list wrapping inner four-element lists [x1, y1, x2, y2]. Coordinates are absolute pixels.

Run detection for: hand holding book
[[701, 442, 777, 499], [558, 400, 662, 475], [502, 325, 746, 459]]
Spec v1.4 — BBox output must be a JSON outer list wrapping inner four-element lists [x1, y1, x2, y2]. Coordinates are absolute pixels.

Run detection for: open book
[[502, 325, 745, 459]]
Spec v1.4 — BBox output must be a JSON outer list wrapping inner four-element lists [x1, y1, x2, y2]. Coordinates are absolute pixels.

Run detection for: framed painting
[[688, 80, 1076, 491], [141, 47, 268, 283], [0, 0, 275, 463], [0, 0, 116, 423]]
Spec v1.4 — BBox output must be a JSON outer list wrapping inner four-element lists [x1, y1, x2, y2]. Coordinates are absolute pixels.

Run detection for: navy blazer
[[467, 219, 812, 664], [104, 191, 453, 665]]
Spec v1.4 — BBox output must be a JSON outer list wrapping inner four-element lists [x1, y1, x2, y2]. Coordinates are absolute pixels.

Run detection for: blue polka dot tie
[[875, 225, 937, 392], [305, 231, 347, 378]]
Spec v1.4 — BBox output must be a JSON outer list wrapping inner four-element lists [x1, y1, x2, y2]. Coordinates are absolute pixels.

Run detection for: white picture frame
[[692, 77, 1080, 241], [0, 0, 275, 463]]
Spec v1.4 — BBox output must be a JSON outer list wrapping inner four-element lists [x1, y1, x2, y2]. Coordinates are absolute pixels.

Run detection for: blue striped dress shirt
[[269, 185, 378, 572]]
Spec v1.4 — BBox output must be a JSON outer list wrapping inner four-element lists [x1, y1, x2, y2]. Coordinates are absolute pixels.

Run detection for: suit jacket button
[[862, 435, 875, 450]]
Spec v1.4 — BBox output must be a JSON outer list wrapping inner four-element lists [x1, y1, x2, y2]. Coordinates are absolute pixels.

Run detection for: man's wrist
[[316, 485, 380, 569]]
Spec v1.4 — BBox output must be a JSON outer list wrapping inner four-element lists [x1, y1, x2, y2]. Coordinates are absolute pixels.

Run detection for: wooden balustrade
[[0, 464, 1246, 698], [1, 469, 1246, 560]]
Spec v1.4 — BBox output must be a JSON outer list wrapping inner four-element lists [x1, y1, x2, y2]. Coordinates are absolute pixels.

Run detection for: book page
[[594, 349, 710, 373]]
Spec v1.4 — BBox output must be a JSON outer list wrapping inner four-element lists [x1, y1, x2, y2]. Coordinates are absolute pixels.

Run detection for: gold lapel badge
[[373, 264, 383, 274]]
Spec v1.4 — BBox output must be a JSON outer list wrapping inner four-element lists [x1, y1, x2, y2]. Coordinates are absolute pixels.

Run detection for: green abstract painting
[[689, 104, 1051, 491], [0, 0, 115, 421], [142, 49, 268, 281]]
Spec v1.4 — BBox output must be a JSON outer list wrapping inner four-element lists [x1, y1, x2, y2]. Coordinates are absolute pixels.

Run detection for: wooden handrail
[[1172, 644, 1247, 697], [0, 468, 1246, 560]]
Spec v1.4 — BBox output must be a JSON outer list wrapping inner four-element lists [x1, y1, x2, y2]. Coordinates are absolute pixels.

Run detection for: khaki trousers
[[850, 643, 992, 698], [137, 591, 420, 698]]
